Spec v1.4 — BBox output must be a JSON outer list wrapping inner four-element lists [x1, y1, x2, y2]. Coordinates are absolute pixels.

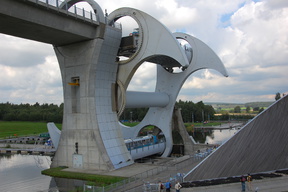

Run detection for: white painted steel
[[129, 142, 166, 160], [47, 122, 61, 150], [121, 32, 228, 157], [126, 91, 169, 108]]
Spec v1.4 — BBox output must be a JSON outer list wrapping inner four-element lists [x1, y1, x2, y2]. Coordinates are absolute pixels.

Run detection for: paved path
[[181, 175, 288, 192]]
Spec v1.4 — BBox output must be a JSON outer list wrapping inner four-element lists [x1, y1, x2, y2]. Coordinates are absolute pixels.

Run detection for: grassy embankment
[[0, 121, 62, 139], [41, 167, 126, 186]]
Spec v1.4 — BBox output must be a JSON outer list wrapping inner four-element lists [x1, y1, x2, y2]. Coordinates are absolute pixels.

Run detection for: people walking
[[175, 181, 182, 192], [247, 173, 253, 191], [158, 181, 164, 192], [165, 180, 171, 192], [240, 175, 246, 191]]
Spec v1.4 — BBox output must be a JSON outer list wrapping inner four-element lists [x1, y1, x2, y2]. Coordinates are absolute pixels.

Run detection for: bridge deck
[[0, 0, 103, 46]]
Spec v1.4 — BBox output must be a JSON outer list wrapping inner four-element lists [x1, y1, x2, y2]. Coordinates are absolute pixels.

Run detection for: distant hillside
[[205, 102, 244, 109], [205, 101, 274, 110], [244, 101, 274, 108]]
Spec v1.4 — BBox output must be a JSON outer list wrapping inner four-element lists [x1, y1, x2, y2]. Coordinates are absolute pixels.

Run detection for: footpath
[[65, 153, 207, 192], [114, 157, 288, 192], [181, 175, 288, 192], [90, 152, 288, 192]]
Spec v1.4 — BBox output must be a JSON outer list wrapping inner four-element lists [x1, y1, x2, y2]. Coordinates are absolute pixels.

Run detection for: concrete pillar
[[51, 25, 133, 170], [171, 107, 195, 155]]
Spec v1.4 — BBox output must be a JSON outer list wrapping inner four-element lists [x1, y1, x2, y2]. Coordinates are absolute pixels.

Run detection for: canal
[[193, 128, 238, 145]]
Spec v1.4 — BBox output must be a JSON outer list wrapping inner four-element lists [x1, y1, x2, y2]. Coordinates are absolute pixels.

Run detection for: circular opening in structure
[[119, 108, 149, 125], [118, 62, 157, 126], [67, 2, 93, 12], [178, 38, 193, 63], [127, 62, 156, 91], [114, 16, 140, 62], [138, 125, 165, 140], [163, 38, 193, 73]]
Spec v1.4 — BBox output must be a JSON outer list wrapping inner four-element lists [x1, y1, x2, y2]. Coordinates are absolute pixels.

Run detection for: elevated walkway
[[0, 147, 55, 156], [0, 0, 104, 46]]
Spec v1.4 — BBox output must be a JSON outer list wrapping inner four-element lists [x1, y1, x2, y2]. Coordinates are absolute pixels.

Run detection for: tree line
[[119, 100, 218, 122], [0, 100, 219, 123], [0, 102, 63, 123], [1, 92, 281, 123]]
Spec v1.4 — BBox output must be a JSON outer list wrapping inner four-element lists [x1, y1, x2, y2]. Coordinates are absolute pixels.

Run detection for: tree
[[234, 106, 241, 113], [275, 92, 281, 101], [259, 107, 264, 113], [253, 107, 260, 112], [246, 106, 251, 113]]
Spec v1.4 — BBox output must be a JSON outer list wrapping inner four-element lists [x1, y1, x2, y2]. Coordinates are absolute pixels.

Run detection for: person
[[158, 181, 164, 192], [45, 138, 52, 149], [175, 181, 182, 192], [165, 180, 171, 192], [247, 173, 253, 191], [240, 175, 246, 192]]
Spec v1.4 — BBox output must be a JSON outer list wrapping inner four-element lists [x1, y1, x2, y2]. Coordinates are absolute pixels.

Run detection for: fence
[[95, 150, 213, 192], [25, 0, 121, 28]]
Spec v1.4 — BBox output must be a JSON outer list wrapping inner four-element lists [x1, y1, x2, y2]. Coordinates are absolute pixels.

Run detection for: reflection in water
[[193, 128, 238, 145], [0, 154, 96, 192], [0, 154, 56, 192]]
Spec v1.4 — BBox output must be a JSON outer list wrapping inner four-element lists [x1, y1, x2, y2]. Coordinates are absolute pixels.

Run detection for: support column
[[172, 107, 195, 155], [51, 25, 133, 170]]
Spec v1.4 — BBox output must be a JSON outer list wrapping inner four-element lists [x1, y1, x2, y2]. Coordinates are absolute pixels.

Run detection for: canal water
[[193, 128, 238, 145], [0, 153, 91, 191], [0, 129, 238, 191], [0, 154, 56, 191]]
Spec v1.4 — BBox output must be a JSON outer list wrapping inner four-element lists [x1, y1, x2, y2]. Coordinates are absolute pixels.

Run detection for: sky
[[0, 0, 287, 105]]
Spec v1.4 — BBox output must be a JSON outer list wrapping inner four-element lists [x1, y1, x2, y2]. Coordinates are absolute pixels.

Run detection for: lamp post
[[130, 111, 133, 122], [202, 109, 204, 127], [191, 112, 194, 123]]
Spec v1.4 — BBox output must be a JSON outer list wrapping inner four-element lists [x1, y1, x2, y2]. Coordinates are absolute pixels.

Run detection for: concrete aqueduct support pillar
[[51, 24, 133, 170]]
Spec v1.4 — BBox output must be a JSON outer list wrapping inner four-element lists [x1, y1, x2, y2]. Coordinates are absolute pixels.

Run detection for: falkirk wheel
[[51, 0, 228, 171]]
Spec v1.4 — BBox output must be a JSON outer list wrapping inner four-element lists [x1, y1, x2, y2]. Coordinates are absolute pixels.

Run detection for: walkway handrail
[[25, 0, 121, 29], [28, 0, 99, 22], [100, 152, 212, 192]]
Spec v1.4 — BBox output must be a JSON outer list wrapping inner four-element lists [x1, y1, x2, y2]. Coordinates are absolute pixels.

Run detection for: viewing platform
[[0, 137, 56, 156], [0, 147, 55, 156]]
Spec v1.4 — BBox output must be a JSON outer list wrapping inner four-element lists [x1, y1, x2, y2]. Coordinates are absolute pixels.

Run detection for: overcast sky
[[0, 0, 287, 105]]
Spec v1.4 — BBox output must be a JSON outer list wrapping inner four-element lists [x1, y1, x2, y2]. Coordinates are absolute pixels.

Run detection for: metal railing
[[94, 151, 213, 192], [101, 165, 168, 192], [25, 0, 122, 29], [29, 0, 99, 22]]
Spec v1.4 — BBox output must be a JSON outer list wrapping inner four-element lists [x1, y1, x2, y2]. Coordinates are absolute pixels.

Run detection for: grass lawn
[[0, 121, 223, 139], [42, 167, 126, 186], [0, 121, 62, 138]]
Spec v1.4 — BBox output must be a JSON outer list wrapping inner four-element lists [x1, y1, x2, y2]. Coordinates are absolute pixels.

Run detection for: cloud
[[0, 0, 287, 105], [0, 35, 53, 67], [0, 45, 62, 104]]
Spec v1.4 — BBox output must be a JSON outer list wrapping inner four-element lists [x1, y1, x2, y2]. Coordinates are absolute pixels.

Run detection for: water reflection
[[0, 154, 55, 192], [0, 154, 97, 192], [193, 128, 238, 145]]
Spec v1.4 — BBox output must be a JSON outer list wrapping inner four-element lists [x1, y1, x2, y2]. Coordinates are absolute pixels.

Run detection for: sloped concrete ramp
[[184, 95, 288, 181]]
